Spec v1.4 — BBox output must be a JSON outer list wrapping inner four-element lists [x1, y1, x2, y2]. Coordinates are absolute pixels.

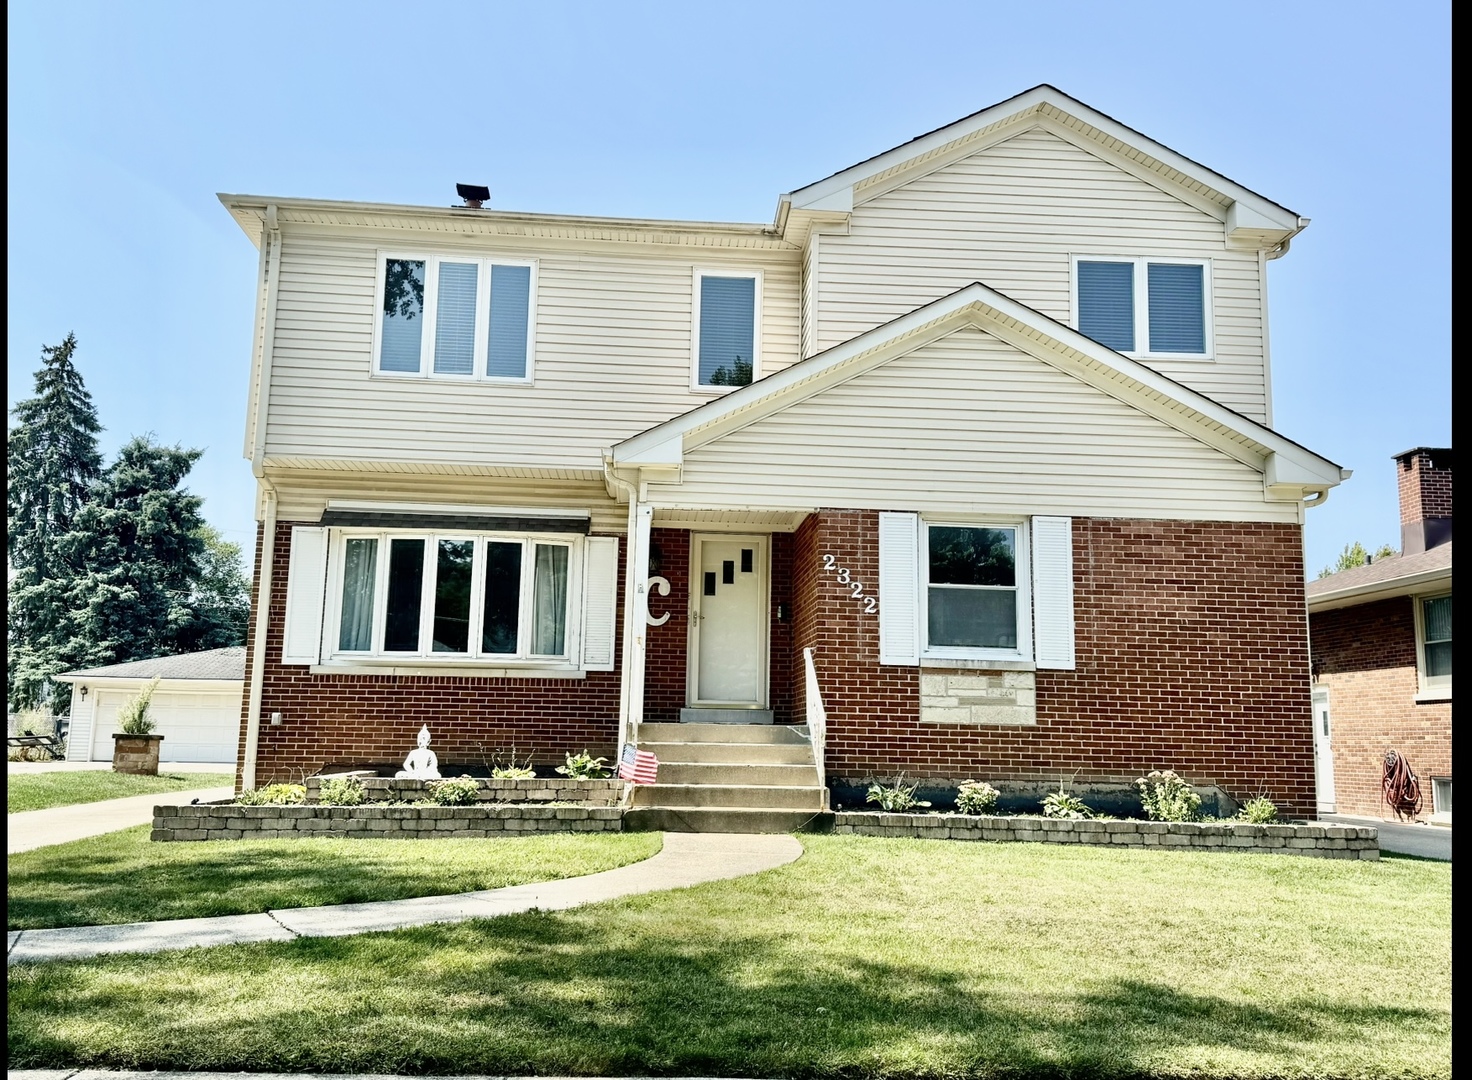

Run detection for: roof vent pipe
[[456, 183, 490, 209]]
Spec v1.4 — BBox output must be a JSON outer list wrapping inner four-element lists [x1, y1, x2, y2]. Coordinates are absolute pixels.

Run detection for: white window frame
[[371, 252, 537, 384], [691, 267, 763, 394], [1414, 591, 1452, 699], [1070, 254, 1214, 360], [324, 527, 582, 665], [920, 518, 1032, 662]]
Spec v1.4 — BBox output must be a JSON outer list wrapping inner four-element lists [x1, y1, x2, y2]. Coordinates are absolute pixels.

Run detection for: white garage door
[[91, 688, 242, 764]]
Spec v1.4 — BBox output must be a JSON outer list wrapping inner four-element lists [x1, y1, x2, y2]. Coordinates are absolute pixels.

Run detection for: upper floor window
[[922, 521, 1031, 660], [693, 269, 761, 391], [375, 254, 535, 381], [1072, 256, 1212, 359], [1417, 593, 1451, 698]]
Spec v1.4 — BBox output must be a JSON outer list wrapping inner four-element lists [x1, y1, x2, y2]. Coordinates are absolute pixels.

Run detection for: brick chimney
[[1394, 447, 1452, 554]]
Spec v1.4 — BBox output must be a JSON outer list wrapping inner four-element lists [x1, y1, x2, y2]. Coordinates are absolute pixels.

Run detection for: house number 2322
[[821, 553, 878, 615]]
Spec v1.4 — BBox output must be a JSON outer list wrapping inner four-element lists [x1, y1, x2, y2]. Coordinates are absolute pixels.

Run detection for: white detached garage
[[56, 647, 246, 765]]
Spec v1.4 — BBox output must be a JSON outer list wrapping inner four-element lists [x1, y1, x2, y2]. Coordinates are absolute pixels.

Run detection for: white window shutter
[[878, 512, 920, 665], [1031, 516, 1076, 670], [282, 526, 328, 665], [580, 536, 619, 671]]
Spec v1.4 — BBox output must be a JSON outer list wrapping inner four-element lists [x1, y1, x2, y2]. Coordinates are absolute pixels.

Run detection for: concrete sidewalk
[[7, 760, 232, 775], [1322, 814, 1451, 861], [6, 831, 802, 964], [7, 786, 234, 855]]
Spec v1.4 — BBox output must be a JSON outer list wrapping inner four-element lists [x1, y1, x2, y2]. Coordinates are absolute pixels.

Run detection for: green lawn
[[7, 771, 235, 814], [7, 825, 663, 930], [7, 835, 1450, 1078]]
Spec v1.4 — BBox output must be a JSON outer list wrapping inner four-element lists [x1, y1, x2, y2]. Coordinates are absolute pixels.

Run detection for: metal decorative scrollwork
[[645, 575, 672, 626]]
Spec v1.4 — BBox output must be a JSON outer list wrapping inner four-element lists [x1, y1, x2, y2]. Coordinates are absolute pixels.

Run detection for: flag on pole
[[618, 743, 659, 784]]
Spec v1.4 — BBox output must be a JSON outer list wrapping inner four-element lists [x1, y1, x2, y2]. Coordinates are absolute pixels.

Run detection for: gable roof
[[54, 647, 247, 684], [777, 85, 1305, 250], [1306, 543, 1453, 612], [610, 281, 1346, 501]]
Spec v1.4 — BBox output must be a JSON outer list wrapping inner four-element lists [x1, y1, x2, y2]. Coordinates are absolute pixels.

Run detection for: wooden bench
[[7, 732, 65, 760]]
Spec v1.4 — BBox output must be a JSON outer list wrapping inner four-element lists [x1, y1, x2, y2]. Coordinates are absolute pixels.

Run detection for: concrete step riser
[[639, 741, 815, 766], [639, 722, 811, 746], [657, 763, 820, 787], [630, 784, 826, 810], [624, 807, 836, 834]]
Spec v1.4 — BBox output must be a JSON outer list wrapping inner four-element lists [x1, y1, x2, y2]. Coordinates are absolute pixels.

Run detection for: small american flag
[[618, 743, 659, 784]]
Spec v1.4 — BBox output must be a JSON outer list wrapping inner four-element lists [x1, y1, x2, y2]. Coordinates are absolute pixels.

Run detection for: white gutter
[[241, 479, 278, 790]]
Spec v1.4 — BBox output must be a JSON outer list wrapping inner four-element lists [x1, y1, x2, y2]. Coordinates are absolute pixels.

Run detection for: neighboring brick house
[[221, 86, 1349, 827], [1307, 448, 1452, 823]]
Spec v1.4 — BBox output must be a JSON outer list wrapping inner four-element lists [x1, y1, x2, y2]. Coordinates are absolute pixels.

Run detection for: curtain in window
[[433, 262, 478, 375], [337, 538, 378, 651], [1423, 596, 1452, 677], [531, 544, 569, 655], [698, 276, 756, 386], [1077, 261, 1134, 352], [488, 264, 531, 378], [1147, 263, 1205, 353], [380, 259, 426, 372]]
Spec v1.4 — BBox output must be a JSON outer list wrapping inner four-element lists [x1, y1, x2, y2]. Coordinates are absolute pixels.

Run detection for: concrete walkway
[[1322, 813, 1451, 861], [8, 786, 236, 855], [7, 831, 802, 964]]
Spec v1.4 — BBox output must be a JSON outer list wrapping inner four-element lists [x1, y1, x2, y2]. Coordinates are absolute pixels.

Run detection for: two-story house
[[221, 85, 1347, 828]]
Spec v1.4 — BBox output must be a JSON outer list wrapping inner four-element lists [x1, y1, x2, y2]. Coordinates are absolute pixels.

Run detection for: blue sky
[[7, 1, 1449, 576]]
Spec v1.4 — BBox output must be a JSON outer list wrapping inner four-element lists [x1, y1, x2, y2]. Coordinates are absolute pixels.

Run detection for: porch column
[[617, 500, 654, 750]]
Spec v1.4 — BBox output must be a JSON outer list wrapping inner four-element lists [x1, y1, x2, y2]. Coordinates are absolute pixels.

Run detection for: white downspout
[[241, 479, 277, 790]]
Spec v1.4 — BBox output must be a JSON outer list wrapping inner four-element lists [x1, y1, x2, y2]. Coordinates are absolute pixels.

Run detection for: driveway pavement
[[8, 785, 234, 855], [1322, 814, 1451, 861], [7, 760, 231, 775]]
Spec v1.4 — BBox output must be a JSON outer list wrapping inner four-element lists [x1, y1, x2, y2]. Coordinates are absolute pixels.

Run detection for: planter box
[[112, 733, 164, 776], [151, 802, 625, 841], [304, 774, 624, 807], [832, 812, 1380, 860]]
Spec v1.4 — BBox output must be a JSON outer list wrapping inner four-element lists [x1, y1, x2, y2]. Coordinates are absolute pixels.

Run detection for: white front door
[[1311, 686, 1336, 814], [688, 535, 768, 707]]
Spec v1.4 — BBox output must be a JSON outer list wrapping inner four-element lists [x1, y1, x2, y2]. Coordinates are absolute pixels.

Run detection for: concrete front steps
[[627, 722, 833, 834]]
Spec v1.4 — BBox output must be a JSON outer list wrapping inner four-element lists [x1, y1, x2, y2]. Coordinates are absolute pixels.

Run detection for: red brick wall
[[1310, 598, 1452, 820], [237, 521, 624, 785], [1398, 450, 1453, 525], [790, 511, 1319, 817]]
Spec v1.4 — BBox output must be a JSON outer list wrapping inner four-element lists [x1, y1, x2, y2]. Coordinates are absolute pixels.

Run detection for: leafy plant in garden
[[427, 776, 481, 806], [1041, 775, 1093, 819], [1135, 770, 1202, 822], [117, 676, 161, 735], [236, 783, 306, 806], [866, 777, 931, 812], [556, 751, 610, 780], [1237, 796, 1279, 824], [317, 777, 365, 806], [491, 765, 537, 779], [955, 780, 1000, 815]]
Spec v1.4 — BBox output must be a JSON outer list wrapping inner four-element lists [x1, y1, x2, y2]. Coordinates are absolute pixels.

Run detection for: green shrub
[[117, 676, 161, 735], [1041, 790, 1092, 819], [317, 777, 365, 806], [491, 765, 537, 779], [427, 776, 481, 806], [1237, 796, 1279, 824], [866, 777, 930, 812], [236, 783, 306, 806], [555, 751, 610, 780], [1135, 770, 1202, 822], [955, 780, 1001, 815]]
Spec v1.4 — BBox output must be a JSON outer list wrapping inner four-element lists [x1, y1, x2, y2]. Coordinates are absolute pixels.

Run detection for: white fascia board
[[784, 85, 1298, 230], [1264, 450, 1348, 494], [612, 281, 1344, 486], [611, 431, 686, 469], [323, 499, 590, 519], [1307, 567, 1454, 613], [51, 676, 245, 691]]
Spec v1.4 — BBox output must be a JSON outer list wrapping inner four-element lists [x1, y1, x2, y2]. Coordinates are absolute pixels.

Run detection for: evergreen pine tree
[[7, 334, 104, 709]]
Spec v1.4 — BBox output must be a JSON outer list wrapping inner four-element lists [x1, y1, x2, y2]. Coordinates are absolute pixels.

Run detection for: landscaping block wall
[[793, 511, 1318, 817], [152, 803, 623, 841], [240, 521, 626, 786], [304, 775, 624, 806], [1310, 597, 1451, 820]]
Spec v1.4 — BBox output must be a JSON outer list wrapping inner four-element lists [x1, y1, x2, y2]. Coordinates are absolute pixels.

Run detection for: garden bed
[[152, 803, 624, 842], [834, 812, 1378, 859]]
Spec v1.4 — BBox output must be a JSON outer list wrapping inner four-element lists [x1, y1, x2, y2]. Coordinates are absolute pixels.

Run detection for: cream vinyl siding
[[651, 326, 1297, 523], [816, 129, 1269, 420], [263, 228, 800, 470]]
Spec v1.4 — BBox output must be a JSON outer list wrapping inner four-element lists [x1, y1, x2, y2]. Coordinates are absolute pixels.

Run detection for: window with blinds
[[375, 255, 535, 380], [693, 270, 760, 389], [1074, 257, 1210, 357]]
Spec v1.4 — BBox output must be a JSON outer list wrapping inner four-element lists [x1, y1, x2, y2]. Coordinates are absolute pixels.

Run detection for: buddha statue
[[396, 724, 441, 779]]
